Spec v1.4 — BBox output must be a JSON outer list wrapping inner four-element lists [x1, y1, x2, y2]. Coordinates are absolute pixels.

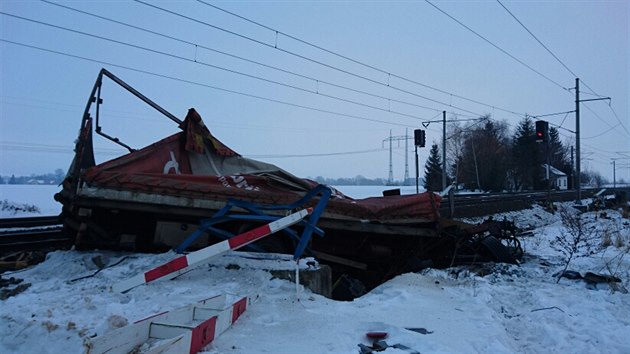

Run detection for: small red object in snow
[[366, 332, 388, 340]]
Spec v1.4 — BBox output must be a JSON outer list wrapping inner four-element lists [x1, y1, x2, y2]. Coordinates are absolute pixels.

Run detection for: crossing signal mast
[[536, 120, 551, 200], [414, 129, 426, 193], [535, 120, 548, 143]]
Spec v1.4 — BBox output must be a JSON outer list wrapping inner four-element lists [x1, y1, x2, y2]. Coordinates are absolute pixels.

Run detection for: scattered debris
[[358, 338, 420, 354], [554, 270, 624, 292], [0, 275, 23, 288], [556, 270, 583, 280], [582, 272, 621, 285], [406, 327, 434, 335], [0, 282, 31, 300], [531, 306, 565, 313], [69, 256, 130, 283], [0, 251, 47, 271]]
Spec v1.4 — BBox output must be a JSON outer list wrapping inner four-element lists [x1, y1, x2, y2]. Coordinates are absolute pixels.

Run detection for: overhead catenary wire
[[133, 0, 495, 118], [153, 1, 630, 143], [196, 0, 526, 119], [3, 3, 628, 180], [39, 0, 453, 117], [246, 147, 396, 159], [0, 11, 439, 123], [424, 0, 568, 92], [496, 1, 580, 81], [0, 141, 123, 155], [0, 38, 418, 128], [496, 0, 629, 136], [582, 124, 621, 140]]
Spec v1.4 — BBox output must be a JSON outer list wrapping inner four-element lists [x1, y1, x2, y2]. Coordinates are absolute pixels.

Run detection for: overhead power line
[[497, 3, 597, 98], [424, 0, 568, 91], [495, 0, 628, 135], [196, 0, 525, 118], [134, 0, 516, 118], [40, 0, 451, 117], [246, 147, 393, 159], [0, 38, 417, 128], [1, 11, 436, 123], [1, 141, 122, 155], [496, 0, 579, 80]]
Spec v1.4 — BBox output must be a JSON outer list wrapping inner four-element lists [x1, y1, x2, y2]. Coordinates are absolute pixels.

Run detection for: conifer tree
[[423, 143, 444, 191]]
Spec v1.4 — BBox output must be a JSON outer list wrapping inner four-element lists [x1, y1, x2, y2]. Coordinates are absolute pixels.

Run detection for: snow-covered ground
[[0, 185, 62, 217], [1, 188, 629, 353]]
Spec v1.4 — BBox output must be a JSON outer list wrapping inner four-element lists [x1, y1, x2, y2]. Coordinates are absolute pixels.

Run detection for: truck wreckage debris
[[55, 69, 524, 299]]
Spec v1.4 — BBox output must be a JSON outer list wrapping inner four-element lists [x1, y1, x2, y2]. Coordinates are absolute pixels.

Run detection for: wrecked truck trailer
[[55, 69, 521, 294]]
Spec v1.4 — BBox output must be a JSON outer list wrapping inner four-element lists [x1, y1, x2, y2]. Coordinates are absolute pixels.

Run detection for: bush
[[1, 199, 40, 215]]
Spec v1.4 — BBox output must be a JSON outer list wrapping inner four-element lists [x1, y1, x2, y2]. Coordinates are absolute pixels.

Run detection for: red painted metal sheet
[[144, 255, 189, 283], [189, 316, 218, 354], [231, 297, 248, 324], [227, 224, 272, 250]]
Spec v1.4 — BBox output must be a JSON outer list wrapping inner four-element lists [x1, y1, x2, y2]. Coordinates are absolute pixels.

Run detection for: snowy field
[[0, 184, 63, 217], [1, 187, 630, 353]]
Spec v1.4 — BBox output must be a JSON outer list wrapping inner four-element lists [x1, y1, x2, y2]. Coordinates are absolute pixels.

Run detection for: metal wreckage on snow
[[55, 69, 524, 297]]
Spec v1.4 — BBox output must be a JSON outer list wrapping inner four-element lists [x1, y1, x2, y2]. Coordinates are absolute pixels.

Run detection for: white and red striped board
[[113, 208, 311, 293], [84, 294, 252, 354]]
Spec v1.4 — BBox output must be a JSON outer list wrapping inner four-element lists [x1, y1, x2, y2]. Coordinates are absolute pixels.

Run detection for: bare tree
[[446, 121, 466, 187], [553, 206, 597, 283]]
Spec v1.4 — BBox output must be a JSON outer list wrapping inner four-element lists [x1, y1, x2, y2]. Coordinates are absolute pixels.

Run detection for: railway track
[[440, 189, 599, 218], [0, 215, 70, 253], [0, 188, 609, 252]]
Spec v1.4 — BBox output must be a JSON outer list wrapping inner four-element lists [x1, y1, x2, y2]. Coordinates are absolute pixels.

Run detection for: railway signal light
[[535, 120, 548, 143], [414, 129, 426, 147]]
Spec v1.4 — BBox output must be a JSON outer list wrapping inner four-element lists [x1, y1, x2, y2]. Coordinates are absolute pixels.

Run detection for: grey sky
[[1, 0, 628, 182]]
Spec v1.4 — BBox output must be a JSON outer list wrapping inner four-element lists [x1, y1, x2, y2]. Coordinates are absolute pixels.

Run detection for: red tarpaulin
[[83, 109, 441, 222]]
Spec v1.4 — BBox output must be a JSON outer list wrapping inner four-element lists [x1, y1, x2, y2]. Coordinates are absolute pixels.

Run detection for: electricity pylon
[[382, 129, 412, 185]]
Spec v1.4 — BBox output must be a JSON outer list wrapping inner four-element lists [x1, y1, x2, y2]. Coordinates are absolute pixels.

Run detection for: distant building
[[541, 164, 568, 190]]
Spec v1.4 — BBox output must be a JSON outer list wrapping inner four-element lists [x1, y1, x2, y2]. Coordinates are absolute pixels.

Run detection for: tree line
[[2, 169, 66, 185], [423, 116, 607, 192], [312, 175, 390, 186]]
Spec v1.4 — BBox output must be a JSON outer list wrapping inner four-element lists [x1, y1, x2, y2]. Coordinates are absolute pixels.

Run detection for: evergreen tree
[[510, 117, 543, 191], [423, 143, 443, 191], [8, 174, 17, 185]]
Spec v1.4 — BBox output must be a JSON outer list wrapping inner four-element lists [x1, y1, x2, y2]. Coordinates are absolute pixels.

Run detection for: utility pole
[[419, 114, 484, 191], [388, 130, 393, 184], [574, 77, 611, 202], [611, 157, 630, 188], [575, 78, 581, 201], [442, 111, 447, 190], [415, 145, 419, 193], [570, 146, 574, 189], [404, 128, 410, 183]]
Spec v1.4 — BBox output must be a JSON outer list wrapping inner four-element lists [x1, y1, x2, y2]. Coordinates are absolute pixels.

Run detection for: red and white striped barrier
[[113, 208, 311, 293], [84, 294, 252, 354]]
